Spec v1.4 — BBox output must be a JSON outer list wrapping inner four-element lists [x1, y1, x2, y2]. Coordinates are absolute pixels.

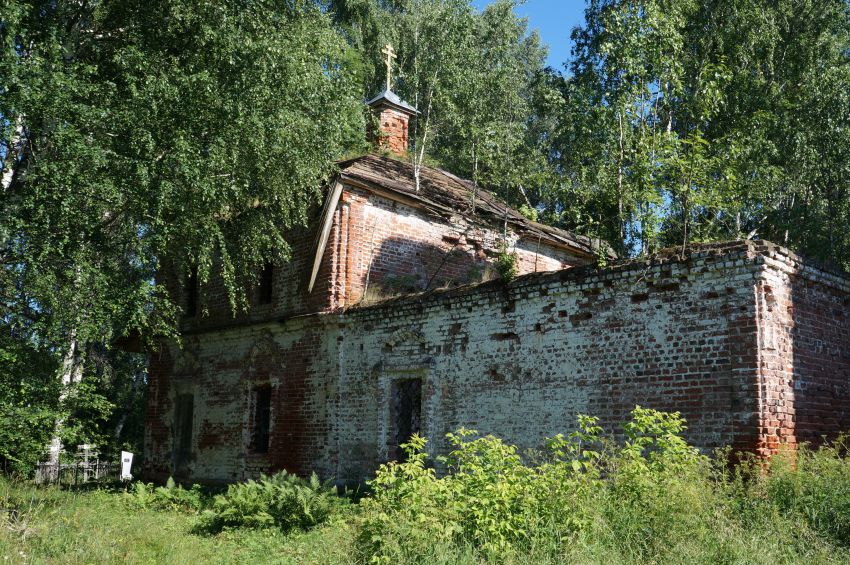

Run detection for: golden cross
[[381, 43, 397, 92]]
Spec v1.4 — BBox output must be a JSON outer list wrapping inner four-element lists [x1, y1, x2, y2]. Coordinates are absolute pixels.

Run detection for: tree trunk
[[413, 79, 437, 194], [618, 108, 625, 245], [1, 115, 26, 192], [681, 191, 689, 257], [826, 180, 836, 262], [46, 333, 84, 468]]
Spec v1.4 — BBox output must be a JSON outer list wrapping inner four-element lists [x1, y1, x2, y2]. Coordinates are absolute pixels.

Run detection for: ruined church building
[[143, 69, 850, 484]]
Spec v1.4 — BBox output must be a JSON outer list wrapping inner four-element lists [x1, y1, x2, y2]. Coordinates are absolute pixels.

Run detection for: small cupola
[[367, 43, 417, 155]]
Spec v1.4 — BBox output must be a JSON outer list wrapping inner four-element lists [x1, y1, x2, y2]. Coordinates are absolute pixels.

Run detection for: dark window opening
[[173, 393, 194, 473], [389, 379, 422, 462], [253, 385, 272, 453], [185, 266, 198, 317], [258, 263, 274, 305]]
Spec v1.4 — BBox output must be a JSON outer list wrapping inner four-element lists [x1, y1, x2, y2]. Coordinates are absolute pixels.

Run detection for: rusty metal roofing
[[336, 153, 611, 258]]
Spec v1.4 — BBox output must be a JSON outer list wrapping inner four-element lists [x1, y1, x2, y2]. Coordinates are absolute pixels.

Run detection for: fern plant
[[125, 477, 205, 513], [195, 470, 341, 534]]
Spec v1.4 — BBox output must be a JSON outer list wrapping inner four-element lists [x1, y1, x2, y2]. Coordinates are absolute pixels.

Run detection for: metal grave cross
[[381, 43, 397, 92]]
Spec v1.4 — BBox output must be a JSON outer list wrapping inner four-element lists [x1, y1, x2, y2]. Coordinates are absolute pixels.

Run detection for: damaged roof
[[336, 153, 611, 258]]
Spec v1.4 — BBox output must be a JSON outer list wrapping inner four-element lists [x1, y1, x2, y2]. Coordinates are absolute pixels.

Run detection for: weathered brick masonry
[[144, 150, 600, 483], [172, 154, 593, 334], [754, 247, 850, 454], [144, 240, 850, 484]]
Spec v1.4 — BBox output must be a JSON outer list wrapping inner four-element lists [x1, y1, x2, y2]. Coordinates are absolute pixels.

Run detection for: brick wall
[[334, 186, 583, 308], [375, 107, 410, 155], [177, 183, 586, 332], [330, 242, 762, 482], [143, 241, 850, 484], [178, 223, 332, 330], [144, 319, 336, 483], [754, 244, 850, 455]]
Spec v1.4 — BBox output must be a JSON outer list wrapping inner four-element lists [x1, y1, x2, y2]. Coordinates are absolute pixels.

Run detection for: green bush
[[0, 328, 60, 477], [196, 471, 341, 534], [355, 408, 846, 564], [126, 477, 206, 513], [494, 244, 518, 281], [39, 409, 850, 563], [357, 414, 609, 562]]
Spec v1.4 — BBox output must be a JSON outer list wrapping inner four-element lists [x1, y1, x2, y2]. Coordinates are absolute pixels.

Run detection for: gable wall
[[332, 185, 588, 308], [174, 185, 588, 334]]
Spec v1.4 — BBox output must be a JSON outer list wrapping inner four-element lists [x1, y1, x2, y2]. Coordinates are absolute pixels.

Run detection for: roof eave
[[365, 90, 418, 115]]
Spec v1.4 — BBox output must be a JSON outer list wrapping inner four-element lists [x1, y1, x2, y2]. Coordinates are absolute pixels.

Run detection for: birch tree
[[0, 0, 364, 465], [555, 0, 850, 263]]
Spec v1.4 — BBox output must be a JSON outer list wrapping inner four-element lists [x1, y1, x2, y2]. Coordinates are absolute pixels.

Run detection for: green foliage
[[554, 0, 850, 264], [68, 346, 148, 459], [196, 471, 342, 534], [0, 476, 357, 564], [1, 0, 366, 351], [356, 408, 849, 564], [0, 327, 60, 476], [620, 405, 704, 473], [358, 415, 602, 562], [331, 0, 556, 206], [0, 331, 146, 477], [6, 420, 850, 564], [126, 477, 206, 513], [494, 245, 518, 281], [382, 274, 421, 293], [598, 409, 724, 562], [58, 377, 114, 455], [517, 204, 538, 222], [758, 436, 850, 547], [1, 0, 364, 477]]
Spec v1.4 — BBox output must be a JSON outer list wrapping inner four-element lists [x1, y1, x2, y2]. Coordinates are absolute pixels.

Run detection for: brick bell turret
[[366, 43, 417, 155]]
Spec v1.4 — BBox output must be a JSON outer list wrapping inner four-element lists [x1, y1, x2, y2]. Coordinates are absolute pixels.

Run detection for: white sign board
[[120, 451, 134, 481]]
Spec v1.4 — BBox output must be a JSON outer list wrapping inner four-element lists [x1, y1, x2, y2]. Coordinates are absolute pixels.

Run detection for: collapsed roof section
[[335, 153, 612, 259]]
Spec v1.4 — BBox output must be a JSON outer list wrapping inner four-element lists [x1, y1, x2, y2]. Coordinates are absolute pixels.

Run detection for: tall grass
[[759, 435, 850, 547], [2, 409, 849, 564], [0, 476, 355, 564]]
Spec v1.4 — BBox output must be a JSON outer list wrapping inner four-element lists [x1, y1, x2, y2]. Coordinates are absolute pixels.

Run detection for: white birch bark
[[1, 115, 25, 192], [46, 332, 84, 468]]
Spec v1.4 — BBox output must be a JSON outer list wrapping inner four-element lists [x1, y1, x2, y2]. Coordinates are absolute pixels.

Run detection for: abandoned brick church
[[142, 83, 850, 485]]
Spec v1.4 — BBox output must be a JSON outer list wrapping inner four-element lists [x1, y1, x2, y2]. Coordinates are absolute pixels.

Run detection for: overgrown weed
[[4, 411, 850, 564], [357, 407, 849, 564], [125, 476, 207, 513]]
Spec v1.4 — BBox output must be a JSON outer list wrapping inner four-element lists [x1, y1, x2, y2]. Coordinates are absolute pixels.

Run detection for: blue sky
[[472, 0, 588, 70]]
